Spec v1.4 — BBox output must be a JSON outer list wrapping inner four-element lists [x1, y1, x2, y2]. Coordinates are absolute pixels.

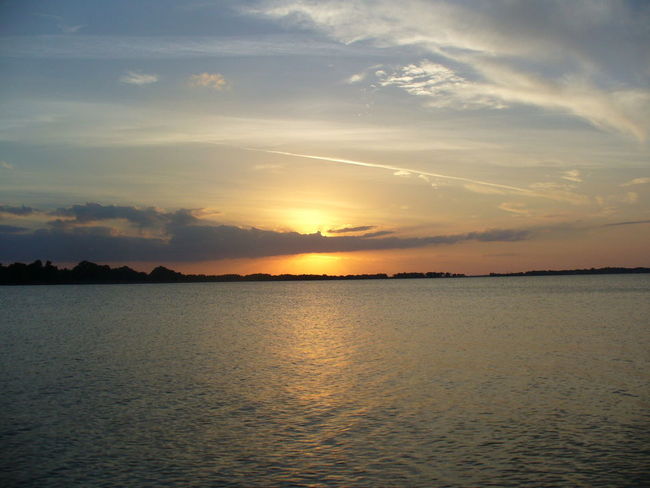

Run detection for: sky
[[0, 0, 649, 275]]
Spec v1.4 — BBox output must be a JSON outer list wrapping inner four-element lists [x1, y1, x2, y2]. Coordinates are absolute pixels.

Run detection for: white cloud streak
[[59, 24, 85, 34], [620, 177, 650, 187], [498, 202, 532, 216], [0, 99, 503, 152], [561, 170, 582, 183], [0, 35, 364, 59], [255, 149, 586, 203], [119, 71, 159, 85]]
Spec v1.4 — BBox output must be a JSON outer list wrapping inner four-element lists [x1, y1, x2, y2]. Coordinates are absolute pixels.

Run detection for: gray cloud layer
[[51, 203, 196, 228], [0, 205, 36, 216], [327, 225, 376, 234], [0, 203, 531, 262]]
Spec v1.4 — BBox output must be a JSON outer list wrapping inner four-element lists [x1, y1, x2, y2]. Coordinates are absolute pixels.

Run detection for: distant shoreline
[[1, 260, 649, 286]]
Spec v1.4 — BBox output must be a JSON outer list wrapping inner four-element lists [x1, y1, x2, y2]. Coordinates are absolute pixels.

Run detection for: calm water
[[1, 275, 649, 487]]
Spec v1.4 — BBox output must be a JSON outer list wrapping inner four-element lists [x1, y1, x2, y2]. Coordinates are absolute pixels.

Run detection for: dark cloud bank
[[0, 205, 36, 216], [0, 203, 531, 263]]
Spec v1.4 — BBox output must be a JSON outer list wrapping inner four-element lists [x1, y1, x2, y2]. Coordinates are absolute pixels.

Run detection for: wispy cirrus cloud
[[498, 202, 532, 216], [258, 149, 589, 204], [363, 59, 648, 140], [119, 71, 159, 85], [59, 24, 84, 34], [561, 170, 582, 183], [0, 99, 497, 151], [0, 34, 362, 59], [620, 177, 650, 187], [34, 14, 85, 34], [253, 0, 650, 139]]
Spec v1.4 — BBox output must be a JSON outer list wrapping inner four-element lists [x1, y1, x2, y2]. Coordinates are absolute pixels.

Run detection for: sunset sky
[[1, 0, 648, 275]]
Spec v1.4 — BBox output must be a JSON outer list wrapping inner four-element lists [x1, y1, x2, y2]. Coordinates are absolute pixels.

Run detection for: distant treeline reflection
[[0, 260, 648, 285]]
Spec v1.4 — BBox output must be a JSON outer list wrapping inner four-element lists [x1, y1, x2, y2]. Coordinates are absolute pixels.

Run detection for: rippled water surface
[[2, 275, 649, 486]]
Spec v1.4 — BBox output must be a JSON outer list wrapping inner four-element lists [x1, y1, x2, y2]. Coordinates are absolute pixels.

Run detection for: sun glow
[[282, 253, 345, 275], [284, 208, 333, 234]]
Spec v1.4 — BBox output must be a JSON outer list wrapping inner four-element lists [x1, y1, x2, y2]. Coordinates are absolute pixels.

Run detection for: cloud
[[601, 219, 650, 228], [0, 161, 13, 170], [527, 182, 590, 205], [189, 73, 228, 90], [119, 71, 159, 85], [0, 225, 27, 233], [378, 61, 507, 110], [327, 225, 375, 234], [0, 205, 36, 216], [620, 177, 650, 187], [4, 99, 466, 151], [345, 64, 383, 84], [59, 24, 84, 34], [463, 183, 506, 196], [260, 149, 568, 201], [0, 35, 362, 59], [623, 192, 638, 204], [347, 72, 366, 84], [252, 163, 284, 171], [0, 202, 534, 262], [498, 202, 531, 216], [255, 0, 650, 139], [595, 191, 640, 210], [359, 230, 394, 238], [34, 13, 85, 35], [51, 203, 198, 229], [561, 170, 582, 183], [373, 58, 648, 139]]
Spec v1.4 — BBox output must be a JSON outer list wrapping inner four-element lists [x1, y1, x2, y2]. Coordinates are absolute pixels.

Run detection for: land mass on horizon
[[1, 260, 648, 285]]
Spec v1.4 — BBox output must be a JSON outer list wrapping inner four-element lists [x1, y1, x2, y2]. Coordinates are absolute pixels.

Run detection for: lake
[[1, 275, 649, 487]]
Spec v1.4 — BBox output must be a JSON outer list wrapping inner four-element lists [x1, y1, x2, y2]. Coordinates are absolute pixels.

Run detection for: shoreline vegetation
[[1, 260, 649, 285]]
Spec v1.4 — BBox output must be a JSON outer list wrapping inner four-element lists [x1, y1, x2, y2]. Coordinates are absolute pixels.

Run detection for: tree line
[[0, 260, 466, 285], [488, 267, 650, 277], [1, 260, 647, 285]]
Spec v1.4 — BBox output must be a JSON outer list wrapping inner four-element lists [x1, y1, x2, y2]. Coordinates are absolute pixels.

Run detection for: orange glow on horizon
[[279, 253, 346, 275], [97, 223, 650, 277]]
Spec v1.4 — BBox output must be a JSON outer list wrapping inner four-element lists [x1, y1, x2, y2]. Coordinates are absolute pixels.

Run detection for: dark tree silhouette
[[1, 260, 647, 286]]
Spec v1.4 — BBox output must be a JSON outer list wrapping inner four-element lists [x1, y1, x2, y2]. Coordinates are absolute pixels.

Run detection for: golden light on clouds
[[188, 72, 228, 90]]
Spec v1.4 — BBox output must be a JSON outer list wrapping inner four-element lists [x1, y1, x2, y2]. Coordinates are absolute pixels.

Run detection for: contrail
[[255, 149, 549, 198]]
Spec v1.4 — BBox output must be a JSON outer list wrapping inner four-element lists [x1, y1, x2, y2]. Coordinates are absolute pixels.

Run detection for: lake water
[[1, 275, 649, 487]]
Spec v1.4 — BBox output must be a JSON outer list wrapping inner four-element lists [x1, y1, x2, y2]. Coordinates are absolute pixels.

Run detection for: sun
[[284, 208, 332, 234]]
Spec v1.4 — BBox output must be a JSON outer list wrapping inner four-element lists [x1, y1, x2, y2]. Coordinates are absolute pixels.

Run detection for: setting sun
[[283, 208, 334, 235]]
